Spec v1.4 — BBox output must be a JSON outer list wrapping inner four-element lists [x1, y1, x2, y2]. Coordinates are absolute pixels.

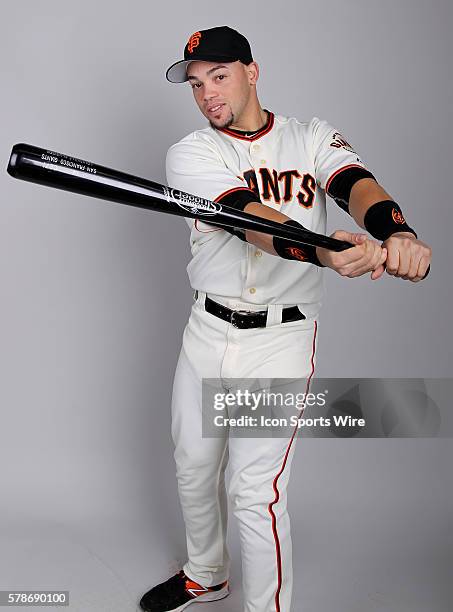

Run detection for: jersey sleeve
[[166, 135, 260, 213], [310, 117, 372, 194]]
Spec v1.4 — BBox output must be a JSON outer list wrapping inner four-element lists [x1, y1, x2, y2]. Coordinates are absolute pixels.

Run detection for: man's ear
[[246, 61, 260, 85]]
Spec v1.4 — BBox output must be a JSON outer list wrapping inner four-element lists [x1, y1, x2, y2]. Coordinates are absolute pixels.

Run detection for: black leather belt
[[202, 295, 306, 329]]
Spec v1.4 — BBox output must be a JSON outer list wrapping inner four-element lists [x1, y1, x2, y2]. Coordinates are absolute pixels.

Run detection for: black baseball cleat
[[139, 569, 229, 611]]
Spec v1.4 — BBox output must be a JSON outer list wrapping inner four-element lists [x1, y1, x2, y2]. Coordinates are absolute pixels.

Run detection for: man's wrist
[[386, 231, 418, 240], [315, 246, 328, 267]]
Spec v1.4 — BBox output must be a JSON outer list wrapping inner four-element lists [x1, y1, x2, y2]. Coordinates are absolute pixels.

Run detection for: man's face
[[186, 60, 256, 129]]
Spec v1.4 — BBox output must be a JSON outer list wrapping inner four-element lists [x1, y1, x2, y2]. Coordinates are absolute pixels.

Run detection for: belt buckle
[[230, 309, 251, 328]]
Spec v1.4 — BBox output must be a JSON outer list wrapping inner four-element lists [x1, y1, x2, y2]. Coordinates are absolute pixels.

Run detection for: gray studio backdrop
[[1, 1, 451, 611]]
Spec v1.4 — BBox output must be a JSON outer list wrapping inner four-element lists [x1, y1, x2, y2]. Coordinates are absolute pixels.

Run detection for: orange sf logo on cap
[[187, 31, 202, 53], [286, 247, 307, 261], [392, 208, 405, 224]]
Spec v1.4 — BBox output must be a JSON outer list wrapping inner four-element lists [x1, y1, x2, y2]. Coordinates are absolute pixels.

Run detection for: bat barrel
[[7, 143, 353, 252], [7, 143, 171, 212]]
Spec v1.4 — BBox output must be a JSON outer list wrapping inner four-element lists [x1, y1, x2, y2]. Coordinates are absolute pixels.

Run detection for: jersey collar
[[217, 111, 274, 141]]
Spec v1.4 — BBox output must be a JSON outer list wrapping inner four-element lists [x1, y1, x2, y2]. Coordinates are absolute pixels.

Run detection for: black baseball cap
[[166, 26, 253, 83]]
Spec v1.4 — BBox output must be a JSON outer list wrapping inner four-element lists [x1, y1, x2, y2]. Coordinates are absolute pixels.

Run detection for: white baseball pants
[[170, 291, 318, 612]]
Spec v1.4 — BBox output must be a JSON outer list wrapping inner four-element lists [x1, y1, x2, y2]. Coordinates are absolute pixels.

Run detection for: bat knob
[[7, 143, 33, 178]]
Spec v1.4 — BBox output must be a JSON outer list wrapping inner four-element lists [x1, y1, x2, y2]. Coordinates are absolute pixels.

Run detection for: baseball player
[[139, 26, 432, 612]]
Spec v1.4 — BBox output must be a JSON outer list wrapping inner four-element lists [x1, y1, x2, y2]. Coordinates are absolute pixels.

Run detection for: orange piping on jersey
[[268, 320, 318, 612], [218, 112, 275, 141], [194, 219, 221, 233], [195, 186, 257, 233], [214, 186, 258, 202], [325, 163, 368, 195]]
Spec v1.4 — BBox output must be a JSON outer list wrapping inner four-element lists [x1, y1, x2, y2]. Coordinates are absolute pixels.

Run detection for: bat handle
[[333, 240, 355, 252]]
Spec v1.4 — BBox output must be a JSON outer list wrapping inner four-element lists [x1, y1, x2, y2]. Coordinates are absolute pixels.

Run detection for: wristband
[[363, 200, 417, 241], [272, 219, 325, 266]]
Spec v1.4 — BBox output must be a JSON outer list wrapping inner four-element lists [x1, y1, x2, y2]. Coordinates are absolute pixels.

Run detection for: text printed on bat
[[163, 186, 222, 215], [40, 152, 97, 174]]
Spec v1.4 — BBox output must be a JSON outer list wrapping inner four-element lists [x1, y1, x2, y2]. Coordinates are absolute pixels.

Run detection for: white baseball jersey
[[166, 112, 369, 315]]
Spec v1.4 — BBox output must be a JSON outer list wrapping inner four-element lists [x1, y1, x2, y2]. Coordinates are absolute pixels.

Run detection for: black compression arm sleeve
[[327, 167, 376, 213]]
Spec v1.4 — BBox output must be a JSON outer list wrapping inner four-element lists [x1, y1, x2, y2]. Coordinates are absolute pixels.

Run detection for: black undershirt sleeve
[[208, 187, 261, 241]]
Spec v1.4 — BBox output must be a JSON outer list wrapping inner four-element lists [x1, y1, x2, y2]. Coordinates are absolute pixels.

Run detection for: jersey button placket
[[249, 142, 261, 164], [243, 242, 258, 302], [250, 141, 268, 177], [246, 140, 268, 302]]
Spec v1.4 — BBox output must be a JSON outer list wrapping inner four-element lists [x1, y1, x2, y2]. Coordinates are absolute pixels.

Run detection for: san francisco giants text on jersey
[[166, 113, 369, 316]]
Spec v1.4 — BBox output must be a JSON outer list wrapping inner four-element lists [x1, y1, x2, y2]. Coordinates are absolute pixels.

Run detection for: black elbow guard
[[214, 187, 260, 242], [327, 167, 376, 213]]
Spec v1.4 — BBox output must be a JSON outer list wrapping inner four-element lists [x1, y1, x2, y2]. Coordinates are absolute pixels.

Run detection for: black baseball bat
[[7, 143, 353, 252]]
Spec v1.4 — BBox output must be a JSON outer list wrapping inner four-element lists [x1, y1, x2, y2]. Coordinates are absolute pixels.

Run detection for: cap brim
[[165, 55, 239, 83]]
